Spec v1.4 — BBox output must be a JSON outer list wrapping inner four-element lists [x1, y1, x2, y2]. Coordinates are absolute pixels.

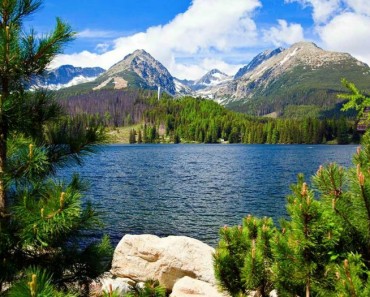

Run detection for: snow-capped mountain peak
[[195, 69, 232, 87], [30, 65, 105, 90]]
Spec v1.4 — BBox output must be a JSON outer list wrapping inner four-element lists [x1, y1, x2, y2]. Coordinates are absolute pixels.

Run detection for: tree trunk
[[0, 129, 6, 214], [306, 275, 310, 297], [0, 20, 10, 216], [0, 100, 7, 215]]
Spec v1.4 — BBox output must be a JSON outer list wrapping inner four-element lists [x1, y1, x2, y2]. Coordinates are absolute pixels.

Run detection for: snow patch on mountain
[[194, 69, 232, 88], [37, 75, 99, 90], [279, 47, 299, 66]]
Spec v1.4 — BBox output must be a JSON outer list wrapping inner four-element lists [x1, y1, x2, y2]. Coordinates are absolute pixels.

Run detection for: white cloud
[[52, 0, 262, 79], [319, 12, 370, 65], [343, 0, 370, 16], [95, 43, 110, 53], [77, 29, 121, 39], [263, 19, 304, 46], [172, 58, 244, 79]]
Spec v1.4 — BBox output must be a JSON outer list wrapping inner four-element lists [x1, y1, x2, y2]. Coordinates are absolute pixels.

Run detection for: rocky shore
[[90, 234, 228, 296]]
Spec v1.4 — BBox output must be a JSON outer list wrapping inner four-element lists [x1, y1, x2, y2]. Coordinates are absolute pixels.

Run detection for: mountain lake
[[58, 144, 357, 247]]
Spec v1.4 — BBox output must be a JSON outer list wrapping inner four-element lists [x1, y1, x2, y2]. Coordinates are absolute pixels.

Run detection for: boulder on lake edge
[[170, 276, 229, 297], [110, 234, 216, 290]]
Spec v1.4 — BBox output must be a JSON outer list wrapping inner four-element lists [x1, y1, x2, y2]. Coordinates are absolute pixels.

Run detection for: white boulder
[[110, 234, 216, 290], [170, 276, 229, 297]]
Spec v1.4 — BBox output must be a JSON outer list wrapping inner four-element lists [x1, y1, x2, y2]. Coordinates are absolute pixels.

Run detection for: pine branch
[[22, 18, 75, 76]]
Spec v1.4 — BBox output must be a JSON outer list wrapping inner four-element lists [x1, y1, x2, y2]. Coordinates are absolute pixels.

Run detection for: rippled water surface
[[59, 144, 357, 246]]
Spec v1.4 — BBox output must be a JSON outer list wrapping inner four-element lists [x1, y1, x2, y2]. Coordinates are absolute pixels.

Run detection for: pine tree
[[214, 216, 274, 297], [214, 82, 370, 296], [0, 0, 112, 293], [129, 129, 136, 144], [137, 129, 142, 144], [271, 176, 340, 296]]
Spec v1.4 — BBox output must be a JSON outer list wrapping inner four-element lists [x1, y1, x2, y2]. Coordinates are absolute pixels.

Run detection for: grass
[[105, 124, 142, 143]]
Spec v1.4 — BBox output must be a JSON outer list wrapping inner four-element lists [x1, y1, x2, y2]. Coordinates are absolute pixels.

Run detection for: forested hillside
[[58, 90, 357, 145], [141, 96, 356, 144]]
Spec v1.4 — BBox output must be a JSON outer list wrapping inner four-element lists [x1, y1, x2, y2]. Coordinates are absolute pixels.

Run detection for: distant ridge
[[55, 42, 370, 117], [32, 65, 105, 90]]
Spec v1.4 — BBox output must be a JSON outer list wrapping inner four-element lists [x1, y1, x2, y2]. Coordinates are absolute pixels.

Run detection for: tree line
[[58, 86, 357, 145], [126, 96, 357, 144]]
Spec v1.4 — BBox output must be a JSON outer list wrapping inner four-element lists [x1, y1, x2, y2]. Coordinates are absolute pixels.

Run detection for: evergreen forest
[[59, 90, 358, 145]]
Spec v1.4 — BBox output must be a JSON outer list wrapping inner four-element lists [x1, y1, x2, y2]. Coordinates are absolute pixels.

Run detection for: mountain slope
[[213, 42, 370, 115], [32, 65, 105, 90], [193, 69, 232, 89], [94, 49, 177, 95], [234, 47, 284, 79]]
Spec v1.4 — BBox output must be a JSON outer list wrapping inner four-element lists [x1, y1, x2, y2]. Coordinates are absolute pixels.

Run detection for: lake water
[[59, 144, 357, 247]]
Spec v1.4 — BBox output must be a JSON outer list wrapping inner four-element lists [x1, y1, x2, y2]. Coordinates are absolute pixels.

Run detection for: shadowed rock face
[[234, 47, 284, 79], [110, 234, 217, 290]]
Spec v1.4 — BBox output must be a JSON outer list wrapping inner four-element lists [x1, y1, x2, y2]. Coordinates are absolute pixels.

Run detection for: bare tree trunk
[[306, 275, 310, 297], [0, 131, 5, 214]]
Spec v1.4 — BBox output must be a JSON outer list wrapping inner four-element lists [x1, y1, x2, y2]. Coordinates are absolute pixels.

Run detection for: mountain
[[175, 69, 232, 92], [93, 49, 177, 95], [234, 47, 284, 79], [193, 69, 232, 89], [32, 65, 105, 90], [212, 42, 370, 116], [173, 78, 194, 95], [55, 44, 370, 118]]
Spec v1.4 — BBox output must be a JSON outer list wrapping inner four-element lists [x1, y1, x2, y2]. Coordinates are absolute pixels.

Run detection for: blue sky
[[27, 0, 370, 79]]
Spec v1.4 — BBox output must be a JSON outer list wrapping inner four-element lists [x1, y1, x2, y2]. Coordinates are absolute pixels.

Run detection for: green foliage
[[140, 96, 354, 144], [215, 129, 370, 296], [340, 78, 370, 119], [101, 280, 166, 297], [7, 267, 77, 297], [124, 280, 166, 297], [129, 129, 137, 144], [214, 216, 274, 297], [272, 175, 341, 296], [281, 105, 322, 119], [0, 0, 112, 294], [334, 253, 370, 296]]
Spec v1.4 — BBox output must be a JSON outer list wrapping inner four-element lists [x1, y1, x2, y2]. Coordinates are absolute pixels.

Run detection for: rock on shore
[[110, 234, 217, 290]]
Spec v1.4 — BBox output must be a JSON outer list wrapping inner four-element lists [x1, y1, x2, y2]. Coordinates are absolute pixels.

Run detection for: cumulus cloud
[[343, 0, 370, 16], [52, 0, 262, 79], [319, 12, 370, 65], [263, 19, 304, 46], [172, 58, 244, 79]]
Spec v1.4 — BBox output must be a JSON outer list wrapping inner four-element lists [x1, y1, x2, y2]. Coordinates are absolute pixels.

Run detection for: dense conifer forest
[[58, 89, 358, 145]]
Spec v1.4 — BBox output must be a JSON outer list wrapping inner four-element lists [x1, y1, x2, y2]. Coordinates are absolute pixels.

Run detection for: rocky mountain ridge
[[234, 47, 284, 79], [210, 42, 370, 114], [32, 65, 105, 90], [53, 42, 370, 116], [95, 49, 177, 95]]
